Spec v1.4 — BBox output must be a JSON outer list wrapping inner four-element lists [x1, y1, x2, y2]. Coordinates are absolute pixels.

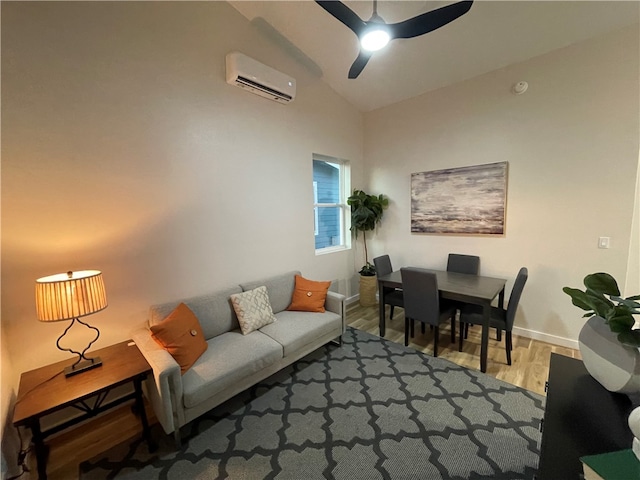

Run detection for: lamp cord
[[14, 370, 63, 405], [6, 425, 30, 479]]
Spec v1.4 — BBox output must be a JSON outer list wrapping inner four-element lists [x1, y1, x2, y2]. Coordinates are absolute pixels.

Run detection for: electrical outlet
[[598, 237, 610, 249]]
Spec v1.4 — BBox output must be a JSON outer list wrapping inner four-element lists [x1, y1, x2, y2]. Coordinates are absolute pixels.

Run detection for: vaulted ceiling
[[229, 1, 640, 112]]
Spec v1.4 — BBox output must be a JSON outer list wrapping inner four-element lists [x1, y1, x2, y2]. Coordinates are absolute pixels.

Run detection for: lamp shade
[[35, 270, 107, 322]]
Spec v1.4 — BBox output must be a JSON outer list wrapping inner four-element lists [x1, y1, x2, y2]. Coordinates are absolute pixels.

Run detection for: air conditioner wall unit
[[225, 52, 296, 104]]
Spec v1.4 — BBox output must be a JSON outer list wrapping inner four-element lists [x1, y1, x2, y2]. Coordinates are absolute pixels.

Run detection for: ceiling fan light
[[360, 29, 390, 52]]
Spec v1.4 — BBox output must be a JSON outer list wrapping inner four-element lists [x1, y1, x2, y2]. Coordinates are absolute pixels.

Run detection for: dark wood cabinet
[[537, 353, 635, 479]]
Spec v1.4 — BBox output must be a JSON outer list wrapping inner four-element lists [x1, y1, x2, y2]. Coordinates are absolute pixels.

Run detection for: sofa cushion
[[150, 303, 207, 375], [240, 271, 300, 314], [149, 286, 242, 340], [230, 286, 277, 335], [287, 275, 331, 313], [182, 330, 283, 409], [259, 310, 342, 357]]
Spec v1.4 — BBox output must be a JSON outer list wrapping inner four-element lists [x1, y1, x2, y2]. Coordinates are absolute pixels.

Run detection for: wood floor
[[23, 302, 580, 480]]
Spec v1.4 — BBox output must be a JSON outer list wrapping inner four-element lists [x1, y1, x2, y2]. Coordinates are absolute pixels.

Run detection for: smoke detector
[[512, 81, 528, 95]]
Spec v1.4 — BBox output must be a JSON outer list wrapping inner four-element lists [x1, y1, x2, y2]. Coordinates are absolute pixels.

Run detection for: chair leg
[[390, 306, 395, 320], [421, 322, 425, 334], [404, 317, 410, 346], [497, 328, 502, 342], [410, 319, 415, 338], [506, 331, 512, 365], [433, 326, 439, 357], [464, 323, 469, 339]]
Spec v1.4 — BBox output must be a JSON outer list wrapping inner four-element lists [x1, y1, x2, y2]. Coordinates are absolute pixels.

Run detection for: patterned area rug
[[80, 328, 544, 479]]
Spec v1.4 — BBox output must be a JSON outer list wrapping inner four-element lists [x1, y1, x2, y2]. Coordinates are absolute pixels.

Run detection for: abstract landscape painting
[[411, 162, 508, 235]]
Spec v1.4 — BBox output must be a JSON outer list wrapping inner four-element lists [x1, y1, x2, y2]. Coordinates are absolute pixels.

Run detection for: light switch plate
[[598, 237, 610, 249]]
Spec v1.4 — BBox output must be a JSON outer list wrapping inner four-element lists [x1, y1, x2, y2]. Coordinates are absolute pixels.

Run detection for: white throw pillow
[[230, 286, 276, 335]]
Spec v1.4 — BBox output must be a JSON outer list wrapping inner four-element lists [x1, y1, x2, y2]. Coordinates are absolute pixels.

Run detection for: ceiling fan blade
[[315, 1, 367, 36], [389, 1, 473, 39], [348, 50, 373, 79]]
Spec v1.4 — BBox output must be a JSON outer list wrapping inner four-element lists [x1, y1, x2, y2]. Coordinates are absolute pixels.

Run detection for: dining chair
[[401, 267, 457, 357], [447, 253, 480, 338], [458, 267, 528, 365], [373, 255, 404, 321], [447, 254, 480, 276]]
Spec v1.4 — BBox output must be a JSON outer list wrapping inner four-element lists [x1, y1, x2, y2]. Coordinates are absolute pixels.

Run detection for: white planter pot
[[629, 407, 640, 461], [578, 315, 640, 394]]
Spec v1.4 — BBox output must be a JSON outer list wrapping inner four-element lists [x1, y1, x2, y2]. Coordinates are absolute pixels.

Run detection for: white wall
[[363, 25, 640, 348], [626, 150, 640, 298], [1, 2, 363, 382], [0, 330, 20, 478]]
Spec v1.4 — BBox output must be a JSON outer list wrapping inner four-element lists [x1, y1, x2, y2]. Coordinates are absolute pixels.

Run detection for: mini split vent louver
[[225, 52, 296, 104]]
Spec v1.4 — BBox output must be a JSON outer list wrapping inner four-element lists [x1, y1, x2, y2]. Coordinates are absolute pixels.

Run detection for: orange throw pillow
[[150, 302, 207, 374], [287, 275, 331, 313]]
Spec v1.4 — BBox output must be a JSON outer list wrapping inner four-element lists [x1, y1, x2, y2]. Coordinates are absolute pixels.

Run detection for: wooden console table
[[13, 340, 155, 479], [537, 353, 635, 479]]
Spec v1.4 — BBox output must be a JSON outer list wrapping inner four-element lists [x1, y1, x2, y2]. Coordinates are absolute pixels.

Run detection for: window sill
[[315, 245, 350, 256]]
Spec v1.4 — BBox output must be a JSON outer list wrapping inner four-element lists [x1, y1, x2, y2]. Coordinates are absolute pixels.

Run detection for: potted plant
[[347, 189, 389, 306], [563, 272, 640, 393]]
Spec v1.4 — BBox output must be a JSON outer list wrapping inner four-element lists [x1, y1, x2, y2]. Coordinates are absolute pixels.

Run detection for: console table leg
[[133, 377, 157, 452], [29, 419, 48, 480]]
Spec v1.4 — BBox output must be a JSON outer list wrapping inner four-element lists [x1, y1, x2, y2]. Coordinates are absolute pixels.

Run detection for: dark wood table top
[[13, 340, 151, 425], [377, 269, 506, 303]]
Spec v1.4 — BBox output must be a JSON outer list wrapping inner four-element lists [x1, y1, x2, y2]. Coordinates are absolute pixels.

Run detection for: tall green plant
[[563, 272, 640, 347], [347, 189, 389, 276]]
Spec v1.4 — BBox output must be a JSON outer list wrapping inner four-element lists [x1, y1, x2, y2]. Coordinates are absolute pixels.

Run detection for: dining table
[[377, 269, 507, 373]]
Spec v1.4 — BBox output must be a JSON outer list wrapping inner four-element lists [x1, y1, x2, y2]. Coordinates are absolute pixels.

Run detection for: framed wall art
[[411, 162, 508, 235]]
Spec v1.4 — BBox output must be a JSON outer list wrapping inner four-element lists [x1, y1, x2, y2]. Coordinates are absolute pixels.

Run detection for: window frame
[[312, 154, 351, 255]]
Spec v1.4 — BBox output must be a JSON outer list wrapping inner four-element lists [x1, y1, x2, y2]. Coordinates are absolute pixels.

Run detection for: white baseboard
[[512, 326, 579, 350]]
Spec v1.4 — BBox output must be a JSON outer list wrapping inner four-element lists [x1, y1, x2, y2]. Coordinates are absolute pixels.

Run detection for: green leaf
[[359, 263, 376, 276], [562, 287, 594, 311], [584, 290, 614, 317], [613, 296, 640, 310], [562, 287, 613, 317], [609, 314, 635, 333], [617, 330, 640, 348], [565, 272, 640, 347], [583, 272, 620, 296]]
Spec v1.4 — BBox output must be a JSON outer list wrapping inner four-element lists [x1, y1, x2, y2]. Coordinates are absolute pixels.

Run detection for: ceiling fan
[[315, 0, 474, 79]]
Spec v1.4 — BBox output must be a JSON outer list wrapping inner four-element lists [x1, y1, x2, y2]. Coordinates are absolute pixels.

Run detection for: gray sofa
[[131, 271, 345, 443]]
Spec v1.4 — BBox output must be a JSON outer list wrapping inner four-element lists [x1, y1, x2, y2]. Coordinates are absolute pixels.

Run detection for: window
[[313, 154, 350, 253]]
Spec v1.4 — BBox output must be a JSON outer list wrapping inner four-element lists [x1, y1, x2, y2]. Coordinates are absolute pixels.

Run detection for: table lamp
[[35, 270, 108, 377]]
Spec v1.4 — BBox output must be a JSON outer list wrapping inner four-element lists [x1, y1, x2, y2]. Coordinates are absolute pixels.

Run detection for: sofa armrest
[[131, 323, 183, 435], [325, 291, 346, 333]]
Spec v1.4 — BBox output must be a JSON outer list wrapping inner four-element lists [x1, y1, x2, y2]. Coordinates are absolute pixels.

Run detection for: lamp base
[[64, 357, 102, 377]]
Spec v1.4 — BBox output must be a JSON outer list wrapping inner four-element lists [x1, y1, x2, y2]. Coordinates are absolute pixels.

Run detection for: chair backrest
[[506, 267, 528, 329], [373, 255, 393, 277], [447, 254, 480, 275], [400, 267, 440, 325]]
